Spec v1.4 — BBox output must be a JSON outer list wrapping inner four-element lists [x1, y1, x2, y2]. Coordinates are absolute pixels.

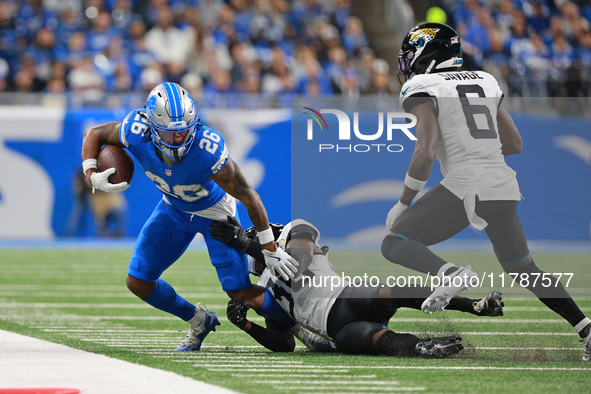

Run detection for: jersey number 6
[[456, 84, 497, 139]]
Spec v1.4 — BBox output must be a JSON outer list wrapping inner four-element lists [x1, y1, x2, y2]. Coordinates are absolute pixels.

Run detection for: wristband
[[404, 172, 427, 191], [82, 158, 98, 175], [257, 227, 274, 245]]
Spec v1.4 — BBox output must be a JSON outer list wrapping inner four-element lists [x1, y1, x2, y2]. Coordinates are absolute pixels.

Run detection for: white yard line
[[474, 347, 581, 350], [343, 366, 591, 371], [278, 386, 425, 392], [388, 318, 568, 324], [231, 374, 378, 379], [207, 365, 590, 372], [0, 330, 237, 394]]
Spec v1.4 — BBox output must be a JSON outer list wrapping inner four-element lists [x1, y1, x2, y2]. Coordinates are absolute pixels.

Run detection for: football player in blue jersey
[[81, 82, 298, 351]]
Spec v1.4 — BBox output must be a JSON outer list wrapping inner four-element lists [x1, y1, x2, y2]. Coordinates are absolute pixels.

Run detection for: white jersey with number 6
[[400, 71, 521, 228]]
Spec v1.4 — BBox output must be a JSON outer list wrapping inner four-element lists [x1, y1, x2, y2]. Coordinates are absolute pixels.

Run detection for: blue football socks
[[144, 279, 196, 321], [257, 288, 296, 328]]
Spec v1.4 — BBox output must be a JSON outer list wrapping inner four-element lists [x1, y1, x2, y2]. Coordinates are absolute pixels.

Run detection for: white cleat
[[582, 325, 591, 361], [574, 317, 591, 361], [290, 324, 335, 352], [422, 266, 478, 314], [176, 303, 220, 351]]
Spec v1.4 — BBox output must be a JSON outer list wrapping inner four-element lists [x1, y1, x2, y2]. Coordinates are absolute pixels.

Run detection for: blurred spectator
[[250, 1, 286, 46], [25, 27, 56, 81], [54, 7, 85, 50], [68, 57, 104, 100], [64, 158, 127, 238], [325, 45, 348, 93], [331, 0, 352, 32], [181, 72, 203, 102], [519, 33, 551, 96], [14, 55, 44, 92], [558, 1, 589, 41], [87, 10, 118, 54], [261, 45, 296, 95], [90, 190, 127, 238], [526, 1, 551, 34], [111, 0, 134, 30], [4, 0, 591, 103], [57, 31, 89, 72], [204, 67, 234, 94], [467, 8, 493, 53], [493, 0, 515, 39], [140, 62, 164, 92], [16, 0, 58, 43], [356, 47, 376, 92], [64, 169, 92, 237], [212, 4, 237, 46], [0, 57, 9, 92], [369, 58, 393, 96], [483, 28, 511, 78], [197, 0, 224, 30], [576, 29, 591, 90], [290, 0, 325, 37], [145, 6, 193, 66], [338, 64, 360, 97], [507, 12, 532, 60], [294, 45, 332, 95], [341, 16, 368, 57], [228, 0, 252, 42], [548, 33, 575, 95]]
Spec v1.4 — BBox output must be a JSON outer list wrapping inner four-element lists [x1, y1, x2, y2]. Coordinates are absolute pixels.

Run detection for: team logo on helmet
[[409, 28, 440, 51], [409, 28, 439, 43]]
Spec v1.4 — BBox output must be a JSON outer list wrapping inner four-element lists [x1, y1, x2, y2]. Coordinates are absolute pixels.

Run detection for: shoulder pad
[[277, 219, 321, 249], [196, 127, 229, 175], [400, 75, 439, 114], [119, 109, 150, 148]]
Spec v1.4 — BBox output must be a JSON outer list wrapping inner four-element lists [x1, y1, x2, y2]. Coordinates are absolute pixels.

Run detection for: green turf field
[[0, 248, 590, 393]]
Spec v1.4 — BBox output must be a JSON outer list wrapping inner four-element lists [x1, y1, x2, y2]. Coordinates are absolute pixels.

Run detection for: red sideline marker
[[0, 389, 80, 394]]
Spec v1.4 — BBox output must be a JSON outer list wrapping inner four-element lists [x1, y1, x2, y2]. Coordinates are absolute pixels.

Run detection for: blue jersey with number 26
[[118, 109, 228, 213]]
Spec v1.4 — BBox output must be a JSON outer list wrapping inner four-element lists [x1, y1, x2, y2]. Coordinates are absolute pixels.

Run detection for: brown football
[[97, 145, 134, 184]]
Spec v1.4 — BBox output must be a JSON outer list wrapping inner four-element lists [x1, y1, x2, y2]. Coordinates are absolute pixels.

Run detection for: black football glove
[[210, 216, 249, 250], [227, 298, 249, 329]]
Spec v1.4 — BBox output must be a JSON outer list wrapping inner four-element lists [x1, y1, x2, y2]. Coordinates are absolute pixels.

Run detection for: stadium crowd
[[0, 0, 590, 107], [444, 0, 591, 97]]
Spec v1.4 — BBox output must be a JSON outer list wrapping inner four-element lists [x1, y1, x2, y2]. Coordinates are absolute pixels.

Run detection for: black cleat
[[414, 336, 464, 358], [473, 290, 504, 316]]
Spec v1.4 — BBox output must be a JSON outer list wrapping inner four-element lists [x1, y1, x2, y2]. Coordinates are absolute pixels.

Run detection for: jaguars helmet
[[398, 22, 462, 83], [145, 82, 201, 160], [245, 223, 285, 242]]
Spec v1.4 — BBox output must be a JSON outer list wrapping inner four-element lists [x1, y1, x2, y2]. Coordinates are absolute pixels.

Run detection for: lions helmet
[[145, 82, 201, 160], [398, 23, 462, 83]]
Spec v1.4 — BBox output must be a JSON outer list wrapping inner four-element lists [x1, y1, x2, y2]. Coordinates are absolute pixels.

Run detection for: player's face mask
[[397, 48, 414, 84], [145, 82, 201, 161], [158, 130, 191, 147]]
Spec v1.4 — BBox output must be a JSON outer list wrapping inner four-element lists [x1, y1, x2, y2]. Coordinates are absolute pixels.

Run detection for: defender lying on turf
[[211, 218, 504, 358]]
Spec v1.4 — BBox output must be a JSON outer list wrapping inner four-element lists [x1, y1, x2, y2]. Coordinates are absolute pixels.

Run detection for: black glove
[[210, 216, 249, 250], [227, 298, 249, 329]]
